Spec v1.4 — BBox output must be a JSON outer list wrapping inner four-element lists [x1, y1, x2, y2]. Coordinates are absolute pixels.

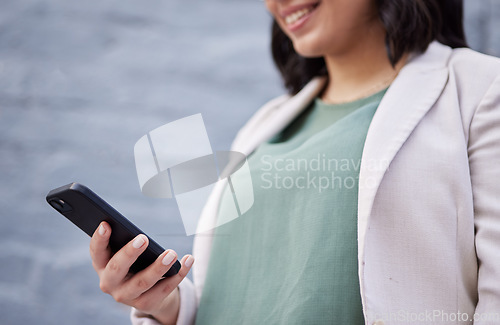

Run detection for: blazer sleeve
[[130, 278, 197, 325], [468, 75, 500, 322]]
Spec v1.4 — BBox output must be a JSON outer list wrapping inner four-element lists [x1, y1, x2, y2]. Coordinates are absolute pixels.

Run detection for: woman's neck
[[320, 30, 407, 104]]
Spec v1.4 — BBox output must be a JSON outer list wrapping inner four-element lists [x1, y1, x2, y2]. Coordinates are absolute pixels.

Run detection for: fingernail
[[185, 255, 194, 267], [98, 224, 106, 236], [162, 251, 176, 265], [132, 235, 146, 249]]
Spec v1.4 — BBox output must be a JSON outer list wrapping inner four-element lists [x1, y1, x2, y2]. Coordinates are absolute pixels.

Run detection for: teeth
[[285, 7, 314, 25]]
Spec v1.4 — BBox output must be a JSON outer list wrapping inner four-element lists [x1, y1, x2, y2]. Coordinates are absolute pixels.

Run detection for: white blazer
[[132, 41, 500, 325]]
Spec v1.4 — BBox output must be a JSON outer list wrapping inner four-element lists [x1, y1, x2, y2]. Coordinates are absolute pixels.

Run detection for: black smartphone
[[46, 182, 181, 277]]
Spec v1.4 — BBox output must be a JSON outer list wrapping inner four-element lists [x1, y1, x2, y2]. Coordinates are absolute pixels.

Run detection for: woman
[[90, 0, 500, 324]]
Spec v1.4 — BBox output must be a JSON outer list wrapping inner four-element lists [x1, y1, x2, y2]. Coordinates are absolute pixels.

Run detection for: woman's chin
[[292, 41, 325, 59], [288, 31, 330, 58], [291, 35, 357, 59]]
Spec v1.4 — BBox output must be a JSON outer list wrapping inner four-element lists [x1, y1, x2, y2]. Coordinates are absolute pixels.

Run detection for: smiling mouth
[[284, 3, 320, 26]]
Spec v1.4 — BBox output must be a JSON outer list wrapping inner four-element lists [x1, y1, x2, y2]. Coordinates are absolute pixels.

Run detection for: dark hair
[[271, 0, 468, 94]]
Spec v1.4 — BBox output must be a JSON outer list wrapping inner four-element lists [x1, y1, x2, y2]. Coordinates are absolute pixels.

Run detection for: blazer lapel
[[357, 41, 452, 273]]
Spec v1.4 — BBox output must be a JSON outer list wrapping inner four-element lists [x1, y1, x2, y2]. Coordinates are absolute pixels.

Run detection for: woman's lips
[[280, 2, 320, 32]]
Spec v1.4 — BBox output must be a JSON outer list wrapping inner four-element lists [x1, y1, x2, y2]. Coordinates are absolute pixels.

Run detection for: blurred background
[[0, 0, 498, 323]]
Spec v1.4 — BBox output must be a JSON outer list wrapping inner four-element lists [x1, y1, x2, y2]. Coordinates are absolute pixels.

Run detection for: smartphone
[[46, 182, 181, 277]]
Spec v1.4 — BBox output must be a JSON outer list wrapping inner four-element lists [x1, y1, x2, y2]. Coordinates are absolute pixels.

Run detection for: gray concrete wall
[[465, 0, 500, 56], [0, 0, 498, 323]]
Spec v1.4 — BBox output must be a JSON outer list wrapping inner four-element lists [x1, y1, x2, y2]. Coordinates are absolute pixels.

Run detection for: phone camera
[[49, 199, 72, 212]]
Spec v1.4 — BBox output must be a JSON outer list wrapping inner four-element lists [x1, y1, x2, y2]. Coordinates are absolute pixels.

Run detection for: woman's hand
[[89, 221, 194, 325]]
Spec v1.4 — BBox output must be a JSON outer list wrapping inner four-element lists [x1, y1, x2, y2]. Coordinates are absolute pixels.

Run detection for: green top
[[196, 89, 387, 324]]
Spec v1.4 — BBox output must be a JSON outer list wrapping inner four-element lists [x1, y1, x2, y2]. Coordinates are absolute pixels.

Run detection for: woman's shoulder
[[230, 93, 291, 149], [231, 77, 327, 149], [447, 46, 500, 83], [449, 46, 500, 66]]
